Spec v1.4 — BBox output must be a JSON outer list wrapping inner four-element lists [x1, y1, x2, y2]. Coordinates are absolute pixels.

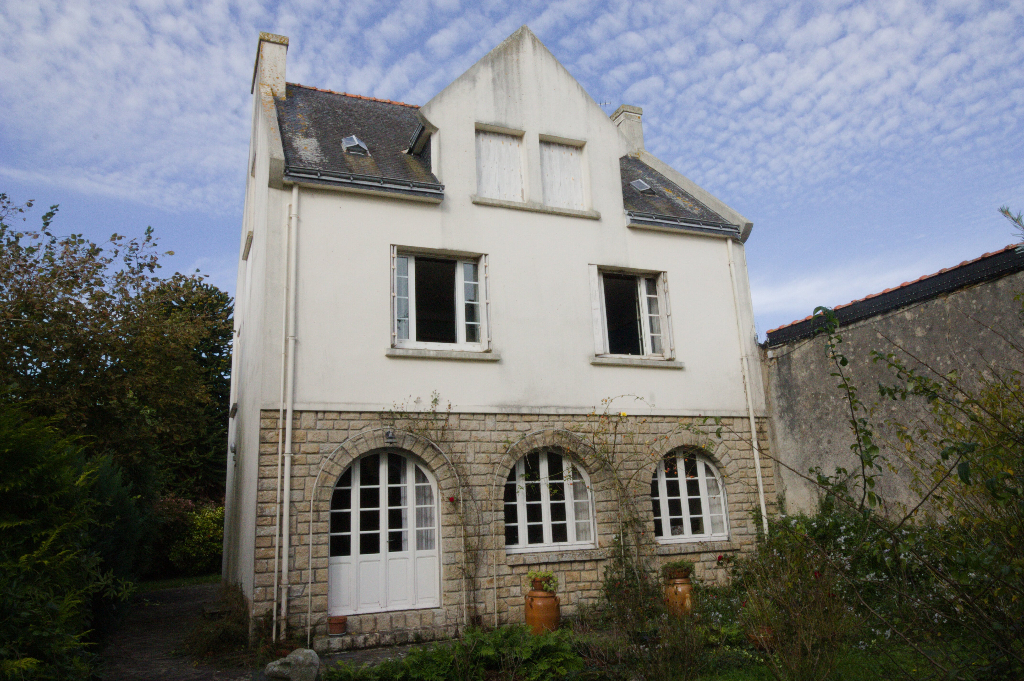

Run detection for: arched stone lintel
[[313, 427, 453, 503]]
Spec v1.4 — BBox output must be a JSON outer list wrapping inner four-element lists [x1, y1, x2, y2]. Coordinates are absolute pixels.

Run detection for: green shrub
[[0, 406, 133, 679], [168, 505, 224, 576], [322, 625, 582, 681]]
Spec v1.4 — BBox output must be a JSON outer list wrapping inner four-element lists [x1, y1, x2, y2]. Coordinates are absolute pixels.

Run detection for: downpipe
[[726, 238, 769, 536], [279, 184, 300, 639]]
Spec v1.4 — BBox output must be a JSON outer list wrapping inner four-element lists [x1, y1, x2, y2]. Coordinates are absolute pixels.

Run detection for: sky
[[1, 0, 1022, 336]]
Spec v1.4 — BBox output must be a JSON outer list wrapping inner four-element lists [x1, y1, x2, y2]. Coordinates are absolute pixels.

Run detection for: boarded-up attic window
[[475, 130, 524, 202], [540, 141, 585, 210]]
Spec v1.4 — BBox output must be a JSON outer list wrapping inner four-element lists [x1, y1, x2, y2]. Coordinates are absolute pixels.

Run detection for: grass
[[137, 572, 220, 592]]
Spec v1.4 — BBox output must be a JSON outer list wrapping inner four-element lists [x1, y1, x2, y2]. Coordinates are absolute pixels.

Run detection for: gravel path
[[98, 583, 252, 681]]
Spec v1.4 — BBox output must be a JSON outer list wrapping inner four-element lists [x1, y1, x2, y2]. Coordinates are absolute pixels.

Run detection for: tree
[[0, 193, 232, 502]]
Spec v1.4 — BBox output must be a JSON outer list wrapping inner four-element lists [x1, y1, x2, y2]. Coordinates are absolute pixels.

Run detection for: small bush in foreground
[[323, 625, 582, 681]]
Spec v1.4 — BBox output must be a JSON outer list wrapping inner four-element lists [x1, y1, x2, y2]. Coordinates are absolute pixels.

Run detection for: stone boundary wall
[[251, 410, 775, 652]]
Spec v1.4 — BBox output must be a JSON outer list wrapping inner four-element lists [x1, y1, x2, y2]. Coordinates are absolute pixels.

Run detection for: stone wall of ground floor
[[248, 409, 776, 652]]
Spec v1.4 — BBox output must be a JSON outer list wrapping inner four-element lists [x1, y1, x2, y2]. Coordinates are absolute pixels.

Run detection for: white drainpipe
[[726, 238, 769, 536], [279, 184, 300, 638]]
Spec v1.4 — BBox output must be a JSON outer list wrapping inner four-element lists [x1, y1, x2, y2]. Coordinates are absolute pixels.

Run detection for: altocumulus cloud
[[1, 0, 1022, 327]]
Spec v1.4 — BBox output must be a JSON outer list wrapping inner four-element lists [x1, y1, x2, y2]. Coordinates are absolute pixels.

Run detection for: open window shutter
[[660, 274, 675, 359]]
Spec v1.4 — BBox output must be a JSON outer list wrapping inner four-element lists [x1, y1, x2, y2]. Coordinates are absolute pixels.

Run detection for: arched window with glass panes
[[503, 448, 595, 551], [650, 450, 728, 542], [327, 452, 440, 616]]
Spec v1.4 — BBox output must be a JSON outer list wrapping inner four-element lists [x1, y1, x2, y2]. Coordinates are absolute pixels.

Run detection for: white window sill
[[386, 348, 501, 362], [471, 195, 600, 220], [505, 545, 609, 565], [591, 355, 684, 369]]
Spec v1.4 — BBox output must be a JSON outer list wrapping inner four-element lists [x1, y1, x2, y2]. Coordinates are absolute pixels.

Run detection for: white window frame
[[590, 266, 675, 359], [391, 247, 490, 352], [504, 449, 596, 554], [651, 452, 729, 544]]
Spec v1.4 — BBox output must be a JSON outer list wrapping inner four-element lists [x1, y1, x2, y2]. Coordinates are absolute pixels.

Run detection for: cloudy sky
[[2, 0, 1022, 335]]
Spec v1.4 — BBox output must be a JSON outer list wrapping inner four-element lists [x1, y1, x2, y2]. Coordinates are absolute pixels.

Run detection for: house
[[763, 244, 1024, 514], [223, 26, 775, 652]]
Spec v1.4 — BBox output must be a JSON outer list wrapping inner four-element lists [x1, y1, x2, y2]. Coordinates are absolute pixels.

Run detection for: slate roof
[[620, 156, 739, 237], [765, 243, 1024, 347], [276, 83, 442, 199]]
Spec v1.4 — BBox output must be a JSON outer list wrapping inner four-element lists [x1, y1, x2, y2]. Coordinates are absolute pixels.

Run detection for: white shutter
[[475, 131, 524, 201], [540, 141, 584, 210]]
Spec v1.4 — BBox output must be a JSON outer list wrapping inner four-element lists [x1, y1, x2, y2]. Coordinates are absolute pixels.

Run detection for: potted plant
[[662, 559, 695, 616], [525, 570, 560, 633]]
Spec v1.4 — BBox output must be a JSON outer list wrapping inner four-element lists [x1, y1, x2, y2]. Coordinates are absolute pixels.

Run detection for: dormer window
[[630, 179, 655, 195], [342, 135, 369, 156]]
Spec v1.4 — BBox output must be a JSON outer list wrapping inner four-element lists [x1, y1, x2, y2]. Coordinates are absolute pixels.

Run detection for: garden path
[[99, 583, 250, 681]]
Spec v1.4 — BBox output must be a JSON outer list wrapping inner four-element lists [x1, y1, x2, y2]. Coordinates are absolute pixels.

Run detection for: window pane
[[389, 531, 407, 552], [669, 517, 684, 535], [388, 454, 404, 484], [330, 512, 350, 533], [360, 510, 379, 532], [415, 485, 433, 506], [414, 257, 457, 343], [505, 525, 519, 545], [668, 498, 683, 518], [504, 481, 516, 503], [575, 520, 592, 542], [465, 323, 479, 343], [711, 514, 725, 535], [664, 458, 678, 478], [691, 517, 705, 534], [389, 508, 406, 530], [331, 487, 351, 511], [689, 498, 704, 516], [360, 487, 379, 509], [416, 529, 435, 551], [504, 503, 518, 525], [388, 486, 405, 507], [416, 506, 434, 529], [550, 501, 567, 522], [706, 476, 721, 497], [666, 479, 680, 498], [330, 535, 351, 557], [361, 455, 379, 486], [360, 533, 380, 555], [551, 523, 568, 543], [603, 274, 642, 355], [476, 130, 524, 201], [527, 524, 544, 544], [526, 503, 542, 523], [415, 466, 428, 484], [653, 518, 663, 537], [396, 257, 410, 341]]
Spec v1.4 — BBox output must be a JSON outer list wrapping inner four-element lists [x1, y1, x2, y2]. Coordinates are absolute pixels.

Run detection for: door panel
[[329, 451, 440, 616]]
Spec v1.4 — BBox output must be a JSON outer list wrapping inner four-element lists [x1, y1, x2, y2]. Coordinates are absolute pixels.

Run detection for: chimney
[[251, 32, 289, 97], [611, 105, 644, 152]]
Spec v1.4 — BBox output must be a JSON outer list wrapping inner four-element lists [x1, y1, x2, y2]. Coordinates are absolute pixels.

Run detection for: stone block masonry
[[251, 409, 775, 653]]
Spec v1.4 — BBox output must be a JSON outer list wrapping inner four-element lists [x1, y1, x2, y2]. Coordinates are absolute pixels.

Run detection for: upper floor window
[[651, 451, 728, 542], [540, 139, 585, 210], [392, 249, 487, 350], [504, 449, 595, 552], [475, 129, 524, 202], [594, 269, 671, 357]]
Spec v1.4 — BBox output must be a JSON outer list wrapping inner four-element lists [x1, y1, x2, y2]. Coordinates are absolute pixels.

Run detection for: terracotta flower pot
[[525, 580, 560, 634], [328, 615, 347, 635], [664, 575, 693, 617]]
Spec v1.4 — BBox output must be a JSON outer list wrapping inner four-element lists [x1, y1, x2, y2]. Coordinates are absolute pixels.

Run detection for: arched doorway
[[328, 451, 440, 615]]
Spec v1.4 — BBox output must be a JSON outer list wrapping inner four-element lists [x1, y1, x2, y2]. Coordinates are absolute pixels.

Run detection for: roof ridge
[[766, 243, 1022, 334], [287, 82, 419, 108]]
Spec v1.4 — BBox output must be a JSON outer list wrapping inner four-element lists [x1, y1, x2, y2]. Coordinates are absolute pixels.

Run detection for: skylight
[[630, 179, 656, 195], [342, 135, 369, 156]]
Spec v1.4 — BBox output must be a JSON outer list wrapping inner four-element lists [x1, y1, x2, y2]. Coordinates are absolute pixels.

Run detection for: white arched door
[[328, 452, 440, 615]]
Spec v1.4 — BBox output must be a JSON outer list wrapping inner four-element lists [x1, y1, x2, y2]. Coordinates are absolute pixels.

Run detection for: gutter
[[626, 210, 741, 238], [284, 165, 444, 201]]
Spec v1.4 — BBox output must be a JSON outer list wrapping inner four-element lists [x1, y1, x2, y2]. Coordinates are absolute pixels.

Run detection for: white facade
[[224, 28, 768, 641]]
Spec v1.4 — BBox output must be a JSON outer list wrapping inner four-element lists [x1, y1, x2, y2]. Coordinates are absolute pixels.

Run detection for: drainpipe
[[726, 238, 769, 536], [271, 193, 290, 642], [279, 184, 300, 639]]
